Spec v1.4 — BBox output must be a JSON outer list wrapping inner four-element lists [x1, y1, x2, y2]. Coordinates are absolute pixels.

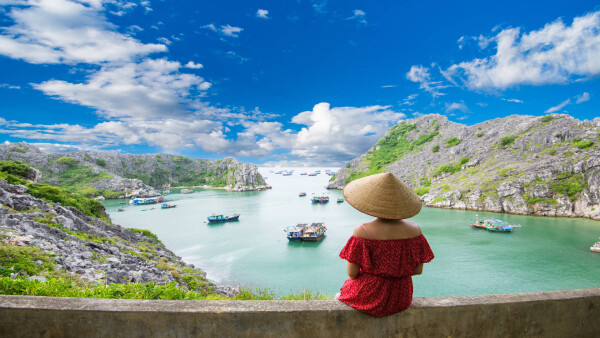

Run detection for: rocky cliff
[[328, 114, 600, 220], [0, 143, 270, 198], [0, 178, 223, 295]]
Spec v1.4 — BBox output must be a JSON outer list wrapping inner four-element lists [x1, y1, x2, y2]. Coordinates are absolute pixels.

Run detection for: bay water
[[103, 168, 600, 297]]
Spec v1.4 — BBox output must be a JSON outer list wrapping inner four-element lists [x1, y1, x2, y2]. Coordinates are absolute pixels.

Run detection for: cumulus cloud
[[33, 58, 212, 120], [406, 65, 448, 97], [256, 9, 269, 19], [202, 23, 243, 38], [576, 92, 590, 104], [184, 61, 203, 69], [444, 11, 600, 90], [0, 0, 166, 64], [544, 99, 571, 113], [289, 103, 405, 165]]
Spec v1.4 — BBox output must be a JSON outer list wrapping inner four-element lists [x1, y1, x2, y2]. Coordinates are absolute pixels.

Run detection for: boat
[[300, 172, 307, 175], [117, 207, 125, 212], [180, 189, 195, 194], [207, 213, 240, 223], [299, 192, 306, 197], [337, 198, 344, 203], [471, 215, 519, 232], [311, 194, 329, 203], [591, 239, 600, 253], [284, 222, 327, 241], [129, 196, 165, 205], [308, 173, 317, 176], [161, 203, 177, 209]]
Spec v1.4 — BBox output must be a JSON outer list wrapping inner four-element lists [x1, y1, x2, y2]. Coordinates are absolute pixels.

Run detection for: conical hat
[[343, 172, 422, 219]]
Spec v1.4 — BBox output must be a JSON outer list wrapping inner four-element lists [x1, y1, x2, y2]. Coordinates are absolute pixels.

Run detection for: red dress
[[338, 234, 434, 317]]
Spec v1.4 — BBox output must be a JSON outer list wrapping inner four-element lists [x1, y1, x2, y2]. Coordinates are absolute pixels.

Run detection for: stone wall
[[1, 289, 599, 337]]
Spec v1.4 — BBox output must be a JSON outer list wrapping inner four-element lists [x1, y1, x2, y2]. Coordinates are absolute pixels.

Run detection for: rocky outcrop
[[0, 178, 219, 293], [328, 114, 600, 220], [0, 143, 270, 198]]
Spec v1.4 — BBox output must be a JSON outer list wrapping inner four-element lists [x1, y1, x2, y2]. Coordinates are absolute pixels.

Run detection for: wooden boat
[[180, 189, 195, 194], [299, 192, 306, 197], [591, 241, 600, 253], [284, 222, 327, 241], [161, 203, 176, 209], [337, 198, 344, 203], [129, 196, 165, 205], [471, 216, 519, 232], [311, 194, 329, 203], [207, 213, 240, 223], [117, 207, 125, 212]]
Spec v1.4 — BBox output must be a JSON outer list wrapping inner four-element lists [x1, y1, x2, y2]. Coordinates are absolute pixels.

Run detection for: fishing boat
[[311, 194, 329, 203], [117, 207, 125, 212], [129, 196, 165, 205], [471, 215, 519, 232], [180, 189, 195, 194], [161, 203, 176, 209], [284, 222, 327, 241], [207, 213, 240, 223], [337, 198, 344, 203], [299, 192, 306, 197]]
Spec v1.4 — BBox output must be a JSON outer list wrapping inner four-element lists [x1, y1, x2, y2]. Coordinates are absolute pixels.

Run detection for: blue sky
[[0, 0, 598, 166]]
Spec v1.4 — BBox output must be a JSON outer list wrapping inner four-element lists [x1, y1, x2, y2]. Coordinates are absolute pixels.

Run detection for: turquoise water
[[103, 168, 600, 297]]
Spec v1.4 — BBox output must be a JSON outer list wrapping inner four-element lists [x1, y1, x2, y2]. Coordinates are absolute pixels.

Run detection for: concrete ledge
[[1, 289, 599, 337]]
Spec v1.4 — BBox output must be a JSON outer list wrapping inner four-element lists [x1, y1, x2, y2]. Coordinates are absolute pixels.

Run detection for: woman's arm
[[412, 263, 424, 276], [347, 262, 360, 279]]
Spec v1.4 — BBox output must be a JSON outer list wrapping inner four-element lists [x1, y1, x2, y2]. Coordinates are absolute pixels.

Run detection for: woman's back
[[353, 219, 421, 240]]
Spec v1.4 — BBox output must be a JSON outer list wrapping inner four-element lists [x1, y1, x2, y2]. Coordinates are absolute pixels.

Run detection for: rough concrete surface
[[1, 289, 599, 337]]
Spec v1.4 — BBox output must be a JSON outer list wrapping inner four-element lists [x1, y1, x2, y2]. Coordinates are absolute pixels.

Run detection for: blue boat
[[129, 196, 165, 205], [284, 222, 326, 241], [207, 213, 240, 223]]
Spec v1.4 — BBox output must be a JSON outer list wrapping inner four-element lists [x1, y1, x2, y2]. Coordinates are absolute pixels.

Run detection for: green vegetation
[[0, 161, 109, 221], [95, 158, 107, 167], [432, 158, 469, 177], [57, 156, 77, 167], [476, 132, 483, 138], [345, 123, 438, 183], [11, 145, 29, 153], [0, 277, 330, 300], [526, 197, 558, 205], [0, 245, 55, 277], [498, 136, 517, 148], [128, 228, 163, 245], [547, 148, 557, 155], [0, 160, 36, 180], [540, 115, 554, 123], [414, 187, 430, 196], [573, 139, 594, 150], [445, 137, 462, 147], [550, 172, 585, 201], [432, 144, 440, 153]]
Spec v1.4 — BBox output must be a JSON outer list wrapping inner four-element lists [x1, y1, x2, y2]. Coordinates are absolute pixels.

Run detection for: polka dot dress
[[338, 234, 434, 317]]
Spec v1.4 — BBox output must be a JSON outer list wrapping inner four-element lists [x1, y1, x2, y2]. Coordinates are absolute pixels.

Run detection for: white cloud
[[445, 102, 469, 114], [220, 25, 243, 38], [501, 98, 524, 103], [256, 9, 269, 19], [445, 11, 600, 90], [33, 58, 212, 120], [0, 83, 21, 89], [0, 0, 166, 64], [289, 102, 405, 165], [202, 23, 243, 38], [401, 94, 418, 105], [184, 61, 203, 69], [406, 65, 448, 97], [576, 92, 590, 104], [225, 51, 249, 63], [544, 99, 571, 113], [347, 9, 367, 24], [157, 37, 171, 45], [381, 85, 396, 88]]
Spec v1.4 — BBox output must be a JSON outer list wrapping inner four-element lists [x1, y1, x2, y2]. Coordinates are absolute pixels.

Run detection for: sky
[[0, 0, 598, 166]]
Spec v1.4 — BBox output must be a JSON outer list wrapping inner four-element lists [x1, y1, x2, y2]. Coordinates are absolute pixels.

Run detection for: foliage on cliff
[[330, 113, 600, 220]]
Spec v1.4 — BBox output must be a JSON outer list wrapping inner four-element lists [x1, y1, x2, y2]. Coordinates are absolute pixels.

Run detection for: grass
[[498, 136, 517, 148], [432, 158, 469, 177], [445, 137, 462, 147]]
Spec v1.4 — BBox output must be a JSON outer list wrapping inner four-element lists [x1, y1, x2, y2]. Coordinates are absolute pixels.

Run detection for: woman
[[337, 172, 434, 317]]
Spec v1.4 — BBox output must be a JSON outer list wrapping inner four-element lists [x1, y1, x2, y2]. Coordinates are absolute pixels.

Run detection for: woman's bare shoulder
[[352, 224, 369, 238], [400, 220, 422, 236]]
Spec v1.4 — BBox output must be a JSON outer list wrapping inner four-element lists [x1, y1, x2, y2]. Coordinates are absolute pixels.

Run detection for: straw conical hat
[[343, 172, 422, 219]]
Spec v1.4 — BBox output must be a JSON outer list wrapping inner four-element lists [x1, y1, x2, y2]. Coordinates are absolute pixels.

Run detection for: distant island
[[328, 113, 600, 220], [0, 143, 270, 199]]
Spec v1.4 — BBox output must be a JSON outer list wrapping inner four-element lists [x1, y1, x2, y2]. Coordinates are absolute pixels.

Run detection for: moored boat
[[299, 192, 306, 197], [117, 207, 125, 212], [591, 240, 600, 253], [129, 196, 165, 205], [161, 203, 177, 209], [180, 189, 195, 194], [311, 194, 329, 203], [471, 216, 519, 232], [337, 198, 344, 203], [284, 222, 327, 241], [207, 213, 240, 223]]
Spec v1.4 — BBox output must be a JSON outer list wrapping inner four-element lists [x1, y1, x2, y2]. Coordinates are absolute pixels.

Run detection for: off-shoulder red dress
[[338, 234, 434, 317]]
